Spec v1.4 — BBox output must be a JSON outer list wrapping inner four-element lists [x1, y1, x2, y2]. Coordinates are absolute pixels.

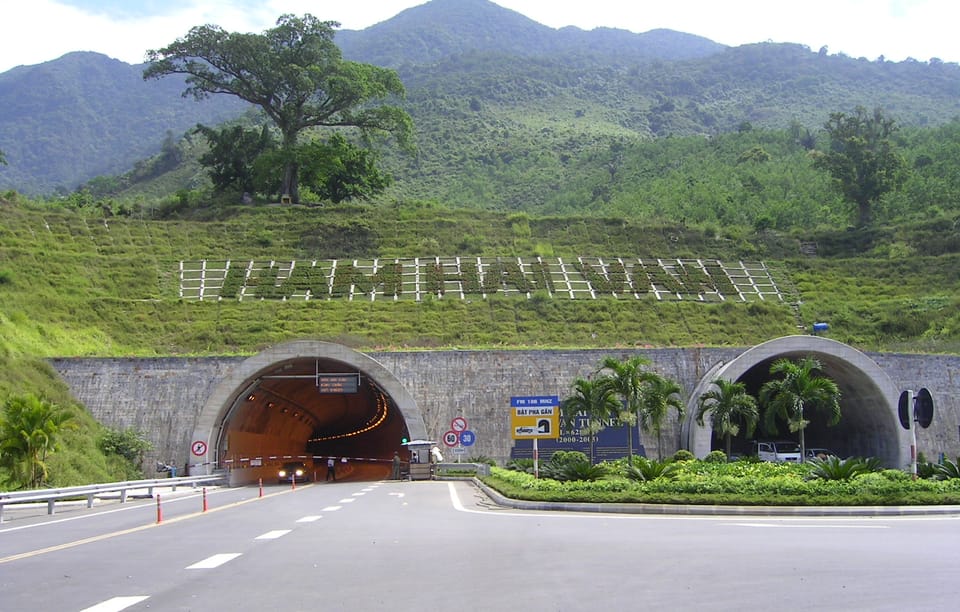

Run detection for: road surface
[[2, 479, 959, 611]]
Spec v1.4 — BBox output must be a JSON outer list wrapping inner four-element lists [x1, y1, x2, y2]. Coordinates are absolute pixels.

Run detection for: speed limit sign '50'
[[443, 430, 459, 447]]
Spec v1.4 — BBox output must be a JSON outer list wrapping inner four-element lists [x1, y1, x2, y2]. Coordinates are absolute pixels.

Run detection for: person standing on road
[[391, 451, 402, 479], [326, 456, 336, 481], [430, 446, 443, 479]]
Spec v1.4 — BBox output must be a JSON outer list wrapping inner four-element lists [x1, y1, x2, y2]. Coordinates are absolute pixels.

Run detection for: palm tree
[[0, 393, 74, 488], [599, 356, 651, 465], [759, 356, 841, 462], [638, 373, 685, 460], [696, 378, 759, 458], [559, 376, 619, 464]]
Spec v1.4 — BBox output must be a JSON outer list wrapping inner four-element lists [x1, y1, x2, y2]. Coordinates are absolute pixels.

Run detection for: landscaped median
[[477, 453, 960, 509]]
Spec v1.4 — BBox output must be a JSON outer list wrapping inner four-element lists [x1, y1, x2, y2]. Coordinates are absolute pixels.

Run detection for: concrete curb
[[471, 478, 960, 517]]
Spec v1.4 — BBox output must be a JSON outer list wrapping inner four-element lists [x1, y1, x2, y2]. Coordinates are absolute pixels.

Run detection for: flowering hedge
[[482, 462, 960, 506]]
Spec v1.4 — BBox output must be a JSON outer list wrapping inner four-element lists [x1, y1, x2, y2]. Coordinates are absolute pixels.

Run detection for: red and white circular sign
[[191, 440, 208, 456], [451, 417, 468, 432], [442, 430, 459, 447]]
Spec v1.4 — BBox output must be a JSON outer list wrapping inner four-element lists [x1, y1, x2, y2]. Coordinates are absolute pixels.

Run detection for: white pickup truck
[[752, 440, 802, 462]]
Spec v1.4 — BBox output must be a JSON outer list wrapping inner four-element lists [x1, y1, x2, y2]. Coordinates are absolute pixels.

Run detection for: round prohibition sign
[[191, 440, 208, 456], [443, 430, 459, 447], [451, 416, 468, 432]]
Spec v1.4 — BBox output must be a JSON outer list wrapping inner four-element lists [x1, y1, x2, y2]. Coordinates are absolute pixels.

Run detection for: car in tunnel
[[752, 440, 802, 463], [277, 461, 309, 483]]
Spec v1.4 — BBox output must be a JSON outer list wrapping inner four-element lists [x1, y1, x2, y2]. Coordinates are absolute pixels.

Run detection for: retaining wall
[[50, 347, 960, 469]]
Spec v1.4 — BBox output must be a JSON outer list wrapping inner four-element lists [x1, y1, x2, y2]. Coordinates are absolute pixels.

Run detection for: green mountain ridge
[[2, 0, 959, 196]]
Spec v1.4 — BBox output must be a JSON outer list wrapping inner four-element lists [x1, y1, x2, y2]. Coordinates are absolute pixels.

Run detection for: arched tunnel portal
[[192, 341, 426, 483], [684, 336, 911, 467]]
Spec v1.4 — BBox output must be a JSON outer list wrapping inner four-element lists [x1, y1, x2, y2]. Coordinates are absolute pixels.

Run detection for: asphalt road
[[2, 479, 959, 611]]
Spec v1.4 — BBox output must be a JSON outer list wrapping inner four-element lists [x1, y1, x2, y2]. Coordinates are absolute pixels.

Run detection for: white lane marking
[[389, 492, 405, 498], [352, 492, 366, 496], [255, 529, 291, 539], [297, 515, 322, 522], [448, 483, 465, 511], [80, 596, 150, 612], [321, 505, 342, 512], [339, 498, 356, 503], [361, 487, 375, 492], [731, 523, 888, 529], [186, 553, 242, 569]]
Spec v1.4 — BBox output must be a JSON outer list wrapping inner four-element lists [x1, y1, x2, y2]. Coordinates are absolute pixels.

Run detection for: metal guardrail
[[0, 474, 226, 522]]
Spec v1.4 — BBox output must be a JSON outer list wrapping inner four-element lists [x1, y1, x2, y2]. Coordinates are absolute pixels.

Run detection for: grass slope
[[1, 200, 958, 357]]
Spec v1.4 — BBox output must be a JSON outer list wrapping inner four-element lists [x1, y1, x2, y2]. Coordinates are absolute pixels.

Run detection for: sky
[[2, 0, 958, 74]]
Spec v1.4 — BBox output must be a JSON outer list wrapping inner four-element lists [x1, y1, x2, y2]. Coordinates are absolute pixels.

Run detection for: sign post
[[899, 388, 935, 479], [510, 396, 559, 478]]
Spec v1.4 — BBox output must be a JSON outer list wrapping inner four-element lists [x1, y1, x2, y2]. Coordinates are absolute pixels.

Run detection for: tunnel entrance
[[685, 336, 910, 467], [193, 341, 426, 482]]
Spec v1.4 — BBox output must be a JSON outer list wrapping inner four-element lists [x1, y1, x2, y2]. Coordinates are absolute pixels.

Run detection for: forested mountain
[[0, 52, 246, 194], [334, 0, 724, 67], [1, 0, 959, 196]]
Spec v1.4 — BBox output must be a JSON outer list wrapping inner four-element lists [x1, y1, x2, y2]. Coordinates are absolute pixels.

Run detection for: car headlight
[[295, 469, 304, 476], [278, 470, 287, 477]]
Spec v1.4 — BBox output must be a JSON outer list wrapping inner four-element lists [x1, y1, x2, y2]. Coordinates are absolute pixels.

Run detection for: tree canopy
[[143, 13, 414, 203], [0, 393, 75, 489], [193, 123, 276, 195], [559, 377, 620, 464], [696, 378, 759, 458], [599, 356, 651, 463], [637, 373, 684, 460], [812, 106, 907, 227], [759, 356, 841, 461]]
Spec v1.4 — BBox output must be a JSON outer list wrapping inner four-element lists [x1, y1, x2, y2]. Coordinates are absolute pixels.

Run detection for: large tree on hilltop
[[143, 14, 413, 204], [812, 106, 907, 227]]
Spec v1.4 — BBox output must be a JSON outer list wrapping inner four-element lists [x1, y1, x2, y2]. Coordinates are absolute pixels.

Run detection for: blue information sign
[[459, 430, 476, 446], [510, 395, 559, 407], [510, 415, 645, 462]]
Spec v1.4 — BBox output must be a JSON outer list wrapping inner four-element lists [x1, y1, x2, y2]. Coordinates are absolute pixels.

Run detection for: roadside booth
[[402, 440, 434, 480]]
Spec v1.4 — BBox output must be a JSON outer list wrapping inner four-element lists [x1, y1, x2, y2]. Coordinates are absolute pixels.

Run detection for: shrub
[[806, 456, 883, 481], [468, 454, 497, 466], [99, 428, 153, 466], [542, 461, 608, 482], [672, 449, 696, 462], [540, 451, 606, 482], [703, 450, 728, 463], [877, 469, 911, 482], [505, 458, 534, 474], [933, 458, 960, 480], [547, 450, 590, 466], [625, 457, 679, 482], [917, 460, 938, 479]]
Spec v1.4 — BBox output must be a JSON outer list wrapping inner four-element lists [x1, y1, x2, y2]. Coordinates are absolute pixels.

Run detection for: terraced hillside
[[2, 202, 958, 358]]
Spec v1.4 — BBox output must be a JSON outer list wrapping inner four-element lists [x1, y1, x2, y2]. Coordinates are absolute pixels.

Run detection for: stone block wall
[[51, 348, 960, 470]]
